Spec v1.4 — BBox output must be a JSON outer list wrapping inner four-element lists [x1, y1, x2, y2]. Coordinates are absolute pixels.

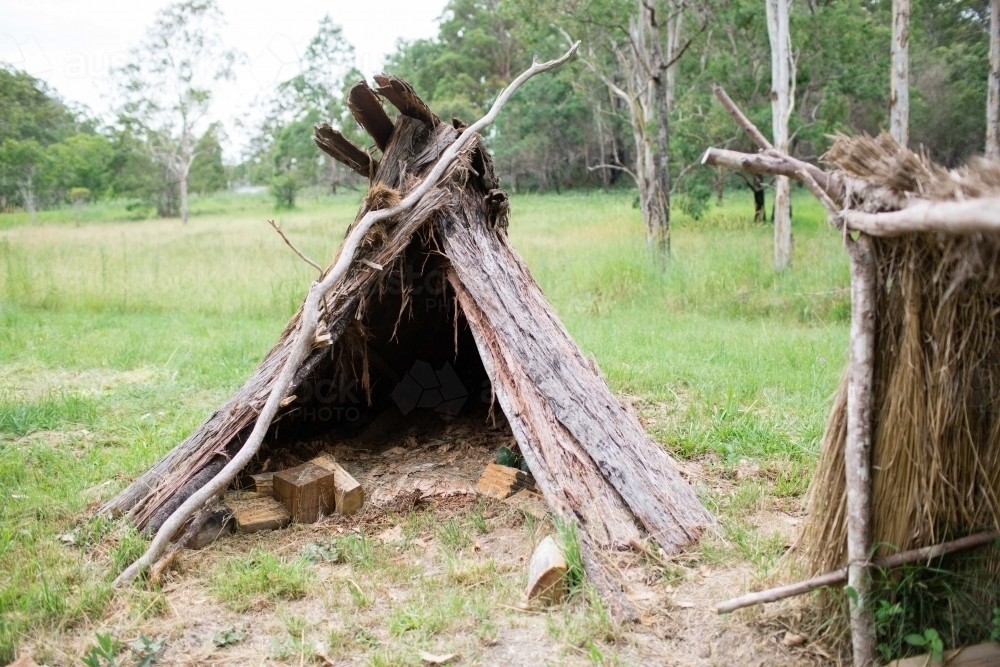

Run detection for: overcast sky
[[0, 0, 450, 159]]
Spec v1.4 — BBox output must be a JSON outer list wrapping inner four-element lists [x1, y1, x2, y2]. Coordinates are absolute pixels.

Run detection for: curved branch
[[113, 41, 581, 586]]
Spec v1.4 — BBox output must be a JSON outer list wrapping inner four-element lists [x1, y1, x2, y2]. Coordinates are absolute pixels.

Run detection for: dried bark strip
[[347, 80, 395, 151], [314, 124, 378, 177]]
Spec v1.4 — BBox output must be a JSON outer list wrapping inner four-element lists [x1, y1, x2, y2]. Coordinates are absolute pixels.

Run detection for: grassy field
[[0, 186, 850, 664]]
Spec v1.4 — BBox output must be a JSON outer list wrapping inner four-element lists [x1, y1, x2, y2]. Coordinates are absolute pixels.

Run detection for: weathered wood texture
[[440, 197, 712, 557], [103, 64, 711, 613], [475, 463, 536, 500], [527, 535, 568, 604], [101, 116, 456, 531], [273, 462, 336, 523], [845, 234, 877, 667], [347, 80, 395, 151], [229, 494, 291, 533], [374, 75, 438, 127], [311, 454, 364, 515], [314, 124, 378, 177]]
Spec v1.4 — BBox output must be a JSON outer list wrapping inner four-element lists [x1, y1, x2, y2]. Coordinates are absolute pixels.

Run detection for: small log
[[347, 81, 395, 151], [715, 529, 1000, 614], [186, 506, 233, 549], [311, 454, 364, 515], [8, 654, 38, 667], [476, 463, 536, 500], [273, 462, 337, 523], [374, 74, 438, 127], [250, 472, 273, 497], [504, 488, 550, 520], [527, 535, 568, 604], [890, 642, 1000, 667], [230, 494, 291, 533]]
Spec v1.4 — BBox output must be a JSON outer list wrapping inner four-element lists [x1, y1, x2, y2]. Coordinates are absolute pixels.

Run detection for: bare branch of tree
[[267, 219, 323, 273]]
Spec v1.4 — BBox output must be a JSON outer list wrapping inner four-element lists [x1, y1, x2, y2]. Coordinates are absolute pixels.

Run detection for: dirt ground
[[17, 413, 838, 667]]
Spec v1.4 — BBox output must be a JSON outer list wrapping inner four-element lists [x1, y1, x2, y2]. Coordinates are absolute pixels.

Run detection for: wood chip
[[782, 632, 807, 647], [526, 535, 568, 605], [419, 651, 456, 664], [476, 463, 536, 500]]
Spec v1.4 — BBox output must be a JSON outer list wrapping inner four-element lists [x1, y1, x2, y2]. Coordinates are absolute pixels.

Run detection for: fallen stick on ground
[[715, 530, 1000, 614]]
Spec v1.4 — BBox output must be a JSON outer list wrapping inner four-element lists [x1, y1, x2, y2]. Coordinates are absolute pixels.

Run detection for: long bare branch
[[715, 530, 1000, 614], [844, 197, 1000, 236], [701, 146, 841, 201], [113, 41, 581, 586], [712, 86, 773, 151]]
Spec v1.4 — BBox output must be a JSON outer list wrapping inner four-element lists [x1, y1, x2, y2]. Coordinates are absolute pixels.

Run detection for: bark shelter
[[102, 73, 713, 615]]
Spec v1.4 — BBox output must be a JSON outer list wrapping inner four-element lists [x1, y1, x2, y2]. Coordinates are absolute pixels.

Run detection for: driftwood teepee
[[704, 88, 1000, 666], [102, 46, 713, 619]]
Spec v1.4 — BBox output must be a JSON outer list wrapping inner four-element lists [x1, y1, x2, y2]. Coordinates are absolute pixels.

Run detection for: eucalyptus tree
[[890, 0, 911, 145], [112, 0, 240, 223], [766, 0, 794, 271], [988, 0, 999, 158]]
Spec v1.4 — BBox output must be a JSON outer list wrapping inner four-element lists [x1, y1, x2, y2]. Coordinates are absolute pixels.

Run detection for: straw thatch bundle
[[799, 134, 1000, 583]]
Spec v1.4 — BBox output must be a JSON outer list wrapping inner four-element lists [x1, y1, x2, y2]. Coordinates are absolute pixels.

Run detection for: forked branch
[[113, 41, 581, 586]]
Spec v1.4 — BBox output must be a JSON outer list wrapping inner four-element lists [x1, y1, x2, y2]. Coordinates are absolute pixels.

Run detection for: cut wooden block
[[527, 535, 568, 605], [229, 494, 291, 533], [250, 472, 274, 497], [334, 465, 364, 515], [311, 454, 365, 515], [273, 462, 336, 523], [8, 654, 38, 667], [890, 642, 1000, 667], [187, 506, 234, 549], [476, 462, 535, 500], [310, 452, 338, 471], [504, 488, 550, 520]]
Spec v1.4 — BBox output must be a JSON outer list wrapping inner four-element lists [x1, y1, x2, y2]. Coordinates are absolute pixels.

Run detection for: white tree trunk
[[179, 124, 192, 224], [988, 0, 1000, 159], [766, 0, 794, 272], [18, 175, 37, 226], [890, 0, 910, 146]]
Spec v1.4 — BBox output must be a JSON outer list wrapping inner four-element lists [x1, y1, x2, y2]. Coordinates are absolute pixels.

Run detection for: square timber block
[[310, 453, 365, 516], [273, 462, 336, 523]]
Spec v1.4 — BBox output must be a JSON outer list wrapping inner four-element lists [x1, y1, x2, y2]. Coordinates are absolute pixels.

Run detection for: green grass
[[0, 185, 848, 661], [211, 548, 313, 612]]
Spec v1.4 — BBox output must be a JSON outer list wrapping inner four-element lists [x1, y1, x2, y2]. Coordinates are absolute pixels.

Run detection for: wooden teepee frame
[[103, 44, 714, 620]]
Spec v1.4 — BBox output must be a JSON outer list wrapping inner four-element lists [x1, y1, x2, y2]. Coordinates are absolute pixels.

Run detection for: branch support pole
[[845, 232, 877, 667], [112, 42, 580, 587]]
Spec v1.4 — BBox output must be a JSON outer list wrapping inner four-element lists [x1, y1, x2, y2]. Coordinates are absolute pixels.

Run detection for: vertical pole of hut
[[845, 234, 877, 667]]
